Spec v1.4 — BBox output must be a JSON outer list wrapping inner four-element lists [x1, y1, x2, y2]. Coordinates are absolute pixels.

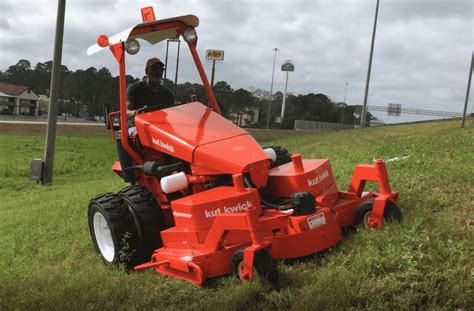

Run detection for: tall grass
[[0, 119, 473, 309]]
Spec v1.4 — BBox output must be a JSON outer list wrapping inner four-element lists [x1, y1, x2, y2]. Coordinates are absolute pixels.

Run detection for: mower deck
[[134, 180, 376, 285]]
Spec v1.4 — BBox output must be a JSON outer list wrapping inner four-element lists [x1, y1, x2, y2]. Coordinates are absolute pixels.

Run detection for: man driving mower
[[127, 57, 175, 134]]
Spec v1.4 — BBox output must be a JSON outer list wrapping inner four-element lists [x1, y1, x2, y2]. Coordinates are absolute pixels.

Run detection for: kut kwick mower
[[87, 7, 401, 286]]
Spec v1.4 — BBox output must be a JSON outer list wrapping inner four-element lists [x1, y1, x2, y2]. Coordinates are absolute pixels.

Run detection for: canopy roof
[[87, 15, 199, 56]]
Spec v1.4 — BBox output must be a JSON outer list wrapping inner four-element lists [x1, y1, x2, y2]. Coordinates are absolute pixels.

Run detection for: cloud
[[0, 0, 472, 122], [0, 18, 10, 31]]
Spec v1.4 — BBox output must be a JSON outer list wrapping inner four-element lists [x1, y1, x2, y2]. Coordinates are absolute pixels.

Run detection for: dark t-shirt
[[126, 80, 174, 111]]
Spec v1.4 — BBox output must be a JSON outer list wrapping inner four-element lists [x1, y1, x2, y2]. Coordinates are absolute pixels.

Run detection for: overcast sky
[[0, 0, 472, 123]]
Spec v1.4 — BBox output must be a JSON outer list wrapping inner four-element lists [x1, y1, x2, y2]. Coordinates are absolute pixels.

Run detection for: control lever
[[124, 161, 182, 176]]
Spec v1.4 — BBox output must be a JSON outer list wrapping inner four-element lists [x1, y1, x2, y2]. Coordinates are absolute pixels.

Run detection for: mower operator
[[126, 57, 175, 133]]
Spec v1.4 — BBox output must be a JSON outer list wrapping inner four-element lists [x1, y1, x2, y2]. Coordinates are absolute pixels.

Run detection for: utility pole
[[461, 52, 473, 128], [266, 48, 279, 129], [361, 0, 380, 128], [42, 0, 66, 184], [341, 82, 348, 124]]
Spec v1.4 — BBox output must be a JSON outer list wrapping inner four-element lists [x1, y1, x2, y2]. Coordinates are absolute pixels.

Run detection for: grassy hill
[[0, 119, 473, 309]]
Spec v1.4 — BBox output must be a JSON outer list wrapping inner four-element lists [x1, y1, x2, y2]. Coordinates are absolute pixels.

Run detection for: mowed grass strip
[[0, 119, 473, 310]]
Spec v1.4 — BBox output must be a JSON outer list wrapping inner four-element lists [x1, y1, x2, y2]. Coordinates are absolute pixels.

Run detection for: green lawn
[[0, 119, 473, 310]]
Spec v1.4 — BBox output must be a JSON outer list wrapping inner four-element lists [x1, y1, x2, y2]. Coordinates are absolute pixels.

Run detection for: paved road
[[0, 120, 103, 126]]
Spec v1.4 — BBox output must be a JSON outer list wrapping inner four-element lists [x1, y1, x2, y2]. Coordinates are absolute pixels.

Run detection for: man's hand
[[134, 105, 149, 116]]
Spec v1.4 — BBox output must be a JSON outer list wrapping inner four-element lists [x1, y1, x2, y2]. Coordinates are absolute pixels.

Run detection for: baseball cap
[[145, 57, 164, 71]]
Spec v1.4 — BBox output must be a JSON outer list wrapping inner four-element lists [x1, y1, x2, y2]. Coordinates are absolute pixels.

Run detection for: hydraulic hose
[[243, 175, 294, 211]]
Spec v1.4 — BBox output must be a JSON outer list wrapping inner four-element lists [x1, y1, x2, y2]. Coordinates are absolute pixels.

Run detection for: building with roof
[[0, 83, 40, 116]]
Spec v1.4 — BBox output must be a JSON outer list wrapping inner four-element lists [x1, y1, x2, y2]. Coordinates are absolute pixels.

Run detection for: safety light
[[124, 38, 140, 55], [183, 28, 198, 43], [97, 35, 109, 47]]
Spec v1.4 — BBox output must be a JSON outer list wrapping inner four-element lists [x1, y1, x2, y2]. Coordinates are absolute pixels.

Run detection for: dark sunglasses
[[150, 64, 165, 71]]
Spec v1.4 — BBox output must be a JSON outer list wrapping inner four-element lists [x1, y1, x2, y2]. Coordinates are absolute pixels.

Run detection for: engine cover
[[266, 159, 336, 197], [170, 186, 261, 231]]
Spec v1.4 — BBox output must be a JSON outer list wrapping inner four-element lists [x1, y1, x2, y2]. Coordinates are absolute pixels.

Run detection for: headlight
[[183, 28, 198, 43], [124, 38, 140, 55]]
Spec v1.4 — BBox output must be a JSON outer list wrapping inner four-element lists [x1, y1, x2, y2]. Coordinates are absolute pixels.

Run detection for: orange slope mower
[[87, 7, 401, 286]]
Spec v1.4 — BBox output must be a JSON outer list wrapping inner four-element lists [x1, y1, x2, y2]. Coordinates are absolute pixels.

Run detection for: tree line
[[0, 59, 371, 128]]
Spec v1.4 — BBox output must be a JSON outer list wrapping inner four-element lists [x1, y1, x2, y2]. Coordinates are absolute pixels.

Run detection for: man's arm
[[126, 83, 138, 118], [126, 101, 136, 118], [166, 88, 175, 106]]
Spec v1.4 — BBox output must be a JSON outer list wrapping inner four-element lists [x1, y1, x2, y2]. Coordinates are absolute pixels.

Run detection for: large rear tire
[[120, 185, 166, 264], [88, 193, 140, 269], [355, 199, 402, 229]]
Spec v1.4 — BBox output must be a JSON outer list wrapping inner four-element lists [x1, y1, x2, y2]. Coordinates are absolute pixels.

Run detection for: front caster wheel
[[355, 199, 402, 229], [231, 249, 279, 287]]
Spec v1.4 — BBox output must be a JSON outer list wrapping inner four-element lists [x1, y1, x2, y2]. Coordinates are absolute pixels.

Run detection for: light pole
[[341, 82, 348, 124], [461, 52, 473, 128], [73, 99, 77, 122], [361, 0, 380, 128], [353, 112, 360, 127], [266, 48, 279, 129], [63, 99, 66, 122]]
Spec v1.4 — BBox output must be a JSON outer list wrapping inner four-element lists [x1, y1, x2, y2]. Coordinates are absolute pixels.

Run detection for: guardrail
[[367, 105, 464, 118], [294, 120, 354, 131]]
